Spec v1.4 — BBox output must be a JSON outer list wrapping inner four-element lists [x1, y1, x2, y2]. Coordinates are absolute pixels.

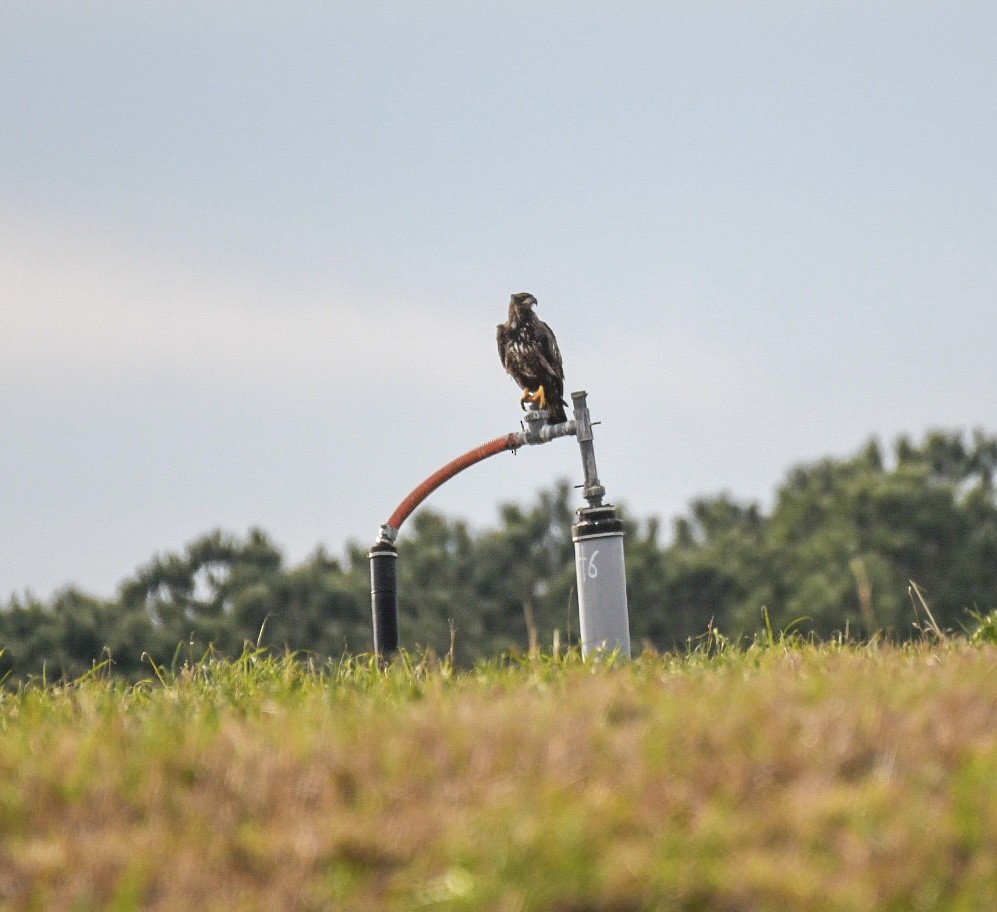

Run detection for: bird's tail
[[548, 397, 568, 425]]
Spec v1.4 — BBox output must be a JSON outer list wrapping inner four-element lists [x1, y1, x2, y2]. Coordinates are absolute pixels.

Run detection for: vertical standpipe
[[572, 505, 631, 659], [368, 540, 399, 656], [570, 391, 631, 659]]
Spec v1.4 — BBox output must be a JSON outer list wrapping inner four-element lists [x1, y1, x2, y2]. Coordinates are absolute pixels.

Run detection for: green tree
[[118, 528, 283, 660], [6, 430, 997, 682], [645, 431, 997, 642], [470, 482, 577, 657]]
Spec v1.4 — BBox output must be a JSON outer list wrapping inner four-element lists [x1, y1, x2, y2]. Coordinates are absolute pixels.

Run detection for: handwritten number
[[577, 550, 599, 580]]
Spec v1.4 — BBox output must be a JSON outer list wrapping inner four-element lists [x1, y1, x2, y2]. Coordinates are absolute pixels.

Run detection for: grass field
[[1, 638, 995, 911]]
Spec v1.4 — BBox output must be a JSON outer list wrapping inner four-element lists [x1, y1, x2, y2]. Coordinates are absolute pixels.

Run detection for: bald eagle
[[497, 292, 568, 424]]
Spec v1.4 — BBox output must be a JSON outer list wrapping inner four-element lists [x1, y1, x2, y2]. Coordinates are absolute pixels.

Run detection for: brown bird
[[496, 292, 567, 424]]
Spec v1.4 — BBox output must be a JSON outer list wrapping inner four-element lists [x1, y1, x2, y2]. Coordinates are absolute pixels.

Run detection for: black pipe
[[368, 540, 399, 657]]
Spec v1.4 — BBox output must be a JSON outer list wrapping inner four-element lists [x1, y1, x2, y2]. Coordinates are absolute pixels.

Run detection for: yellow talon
[[520, 385, 548, 410]]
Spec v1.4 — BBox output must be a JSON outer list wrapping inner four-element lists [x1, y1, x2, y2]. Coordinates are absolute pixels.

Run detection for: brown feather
[[496, 292, 568, 424]]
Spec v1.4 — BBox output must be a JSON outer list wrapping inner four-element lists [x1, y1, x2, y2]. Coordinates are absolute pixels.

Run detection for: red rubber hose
[[385, 432, 521, 532]]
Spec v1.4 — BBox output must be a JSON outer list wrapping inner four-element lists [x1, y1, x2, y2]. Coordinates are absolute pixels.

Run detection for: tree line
[[2, 430, 996, 682]]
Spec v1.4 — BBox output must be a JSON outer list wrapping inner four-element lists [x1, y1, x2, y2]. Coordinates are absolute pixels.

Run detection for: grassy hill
[[1, 639, 995, 911]]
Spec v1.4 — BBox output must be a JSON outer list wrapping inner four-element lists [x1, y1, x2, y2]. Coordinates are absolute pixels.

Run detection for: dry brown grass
[[0, 641, 995, 911]]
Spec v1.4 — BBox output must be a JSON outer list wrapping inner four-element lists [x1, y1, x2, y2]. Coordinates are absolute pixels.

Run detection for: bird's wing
[[496, 323, 510, 370], [535, 320, 564, 380]]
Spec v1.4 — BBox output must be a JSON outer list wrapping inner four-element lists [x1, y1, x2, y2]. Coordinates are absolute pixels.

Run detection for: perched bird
[[496, 291, 568, 424]]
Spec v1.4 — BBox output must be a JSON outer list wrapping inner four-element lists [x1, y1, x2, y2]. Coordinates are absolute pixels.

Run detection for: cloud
[[0, 218, 488, 391]]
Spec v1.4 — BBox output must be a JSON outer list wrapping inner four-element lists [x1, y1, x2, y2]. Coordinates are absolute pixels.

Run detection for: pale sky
[[2, 2, 995, 599]]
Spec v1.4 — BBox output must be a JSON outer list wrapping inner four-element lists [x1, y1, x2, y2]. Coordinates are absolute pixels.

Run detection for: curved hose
[[383, 432, 521, 534]]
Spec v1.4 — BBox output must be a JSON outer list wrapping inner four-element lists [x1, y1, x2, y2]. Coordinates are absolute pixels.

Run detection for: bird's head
[[509, 292, 537, 315]]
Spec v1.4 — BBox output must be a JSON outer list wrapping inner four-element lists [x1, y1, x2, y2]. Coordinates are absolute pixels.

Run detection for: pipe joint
[[518, 408, 578, 447]]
